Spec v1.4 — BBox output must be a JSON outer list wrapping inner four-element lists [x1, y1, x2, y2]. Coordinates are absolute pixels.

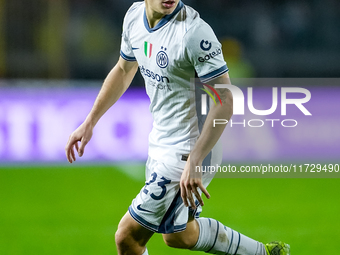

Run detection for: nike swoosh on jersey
[[137, 204, 153, 213], [132, 47, 139, 50]]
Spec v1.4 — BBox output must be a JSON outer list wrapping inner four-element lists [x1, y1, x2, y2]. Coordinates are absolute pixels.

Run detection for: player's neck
[[144, 0, 180, 28], [145, 8, 166, 28]]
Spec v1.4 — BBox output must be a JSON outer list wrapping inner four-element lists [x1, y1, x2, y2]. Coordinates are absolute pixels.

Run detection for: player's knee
[[114, 228, 124, 247], [162, 233, 192, 249], [115, 225, 150, 255], [115, 227, 131, 250]]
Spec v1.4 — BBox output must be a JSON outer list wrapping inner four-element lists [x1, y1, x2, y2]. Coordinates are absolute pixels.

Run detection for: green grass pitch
[[0, 164, 339, 254]]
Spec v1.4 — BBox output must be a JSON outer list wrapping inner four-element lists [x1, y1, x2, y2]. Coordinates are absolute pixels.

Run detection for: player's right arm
[[65, 57, 138, 163]]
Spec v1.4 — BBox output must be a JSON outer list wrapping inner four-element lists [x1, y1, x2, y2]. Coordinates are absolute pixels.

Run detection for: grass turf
[[0, 164, 339, 254]]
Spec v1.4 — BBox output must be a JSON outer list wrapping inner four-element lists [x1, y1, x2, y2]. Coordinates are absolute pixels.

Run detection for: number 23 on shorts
[[143, 172, 171, 200]]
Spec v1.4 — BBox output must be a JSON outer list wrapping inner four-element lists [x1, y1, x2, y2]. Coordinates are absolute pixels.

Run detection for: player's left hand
[[180, 156, 210, 209]]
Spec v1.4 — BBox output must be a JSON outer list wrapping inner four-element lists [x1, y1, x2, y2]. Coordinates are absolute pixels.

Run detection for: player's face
[[145, 0, 180, 16]]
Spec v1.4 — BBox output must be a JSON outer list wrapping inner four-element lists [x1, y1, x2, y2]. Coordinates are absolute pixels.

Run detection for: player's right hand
[[65, 122, 93, 163]]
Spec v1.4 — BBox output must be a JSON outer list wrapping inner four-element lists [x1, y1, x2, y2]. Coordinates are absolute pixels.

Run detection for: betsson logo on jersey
[[139, 65, 170, 84], [198, 39, 222, 63]]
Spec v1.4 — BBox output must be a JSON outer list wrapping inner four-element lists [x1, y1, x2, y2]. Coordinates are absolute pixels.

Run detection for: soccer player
[[65, 1, 290, 254]]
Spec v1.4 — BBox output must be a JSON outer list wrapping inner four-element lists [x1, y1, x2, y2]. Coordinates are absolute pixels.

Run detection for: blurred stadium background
[[0, 0, 340, 254]]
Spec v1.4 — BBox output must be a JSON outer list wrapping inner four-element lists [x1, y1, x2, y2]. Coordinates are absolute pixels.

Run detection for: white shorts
[[128, 156, 217, 234]]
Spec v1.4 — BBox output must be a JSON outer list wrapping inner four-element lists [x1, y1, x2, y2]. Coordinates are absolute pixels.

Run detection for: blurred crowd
[[0, 0, 339, 83]]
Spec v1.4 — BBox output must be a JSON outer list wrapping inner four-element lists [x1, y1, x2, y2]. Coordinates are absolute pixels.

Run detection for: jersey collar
[[143, 1, 184, 33]]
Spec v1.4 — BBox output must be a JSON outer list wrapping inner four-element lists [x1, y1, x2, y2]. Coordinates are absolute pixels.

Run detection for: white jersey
[[120, 1, 228, 170]]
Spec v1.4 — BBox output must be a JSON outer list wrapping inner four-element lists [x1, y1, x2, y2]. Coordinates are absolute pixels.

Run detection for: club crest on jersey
[[200, 40, 212, 51], [156, 47, 169, 68], [144, 41, 153, 58]]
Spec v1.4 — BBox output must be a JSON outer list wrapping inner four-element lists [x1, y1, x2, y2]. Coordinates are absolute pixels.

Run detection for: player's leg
[[162, 216, 199, 249], [115, 211, 154, 255], [115, 157, 184, 255], [192, 217, 269, 254], [163, 217, 268, 254], [161, 149, 289, 254], [161, 173, 280, 255]]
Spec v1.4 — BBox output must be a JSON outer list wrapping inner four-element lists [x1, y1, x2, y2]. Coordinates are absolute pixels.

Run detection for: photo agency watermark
[[201, 84, 312, 128], [195, 163, 340, 178]]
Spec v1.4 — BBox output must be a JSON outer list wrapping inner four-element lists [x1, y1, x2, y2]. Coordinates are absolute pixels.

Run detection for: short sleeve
[[120, 9, 137, 62], [183, 20, 228, 83]]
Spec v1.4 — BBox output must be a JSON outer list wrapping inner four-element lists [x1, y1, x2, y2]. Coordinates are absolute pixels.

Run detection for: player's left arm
[[180, 72, 233, 209]]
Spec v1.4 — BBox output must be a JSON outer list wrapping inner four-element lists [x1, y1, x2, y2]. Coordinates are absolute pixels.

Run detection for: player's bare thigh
[[115, 212, 154, 254], [162, 217, 200, 249]]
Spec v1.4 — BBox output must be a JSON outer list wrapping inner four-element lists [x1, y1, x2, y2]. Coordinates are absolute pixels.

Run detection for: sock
[[191, 218, 267, 255], [142, 247, 149, 255]]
